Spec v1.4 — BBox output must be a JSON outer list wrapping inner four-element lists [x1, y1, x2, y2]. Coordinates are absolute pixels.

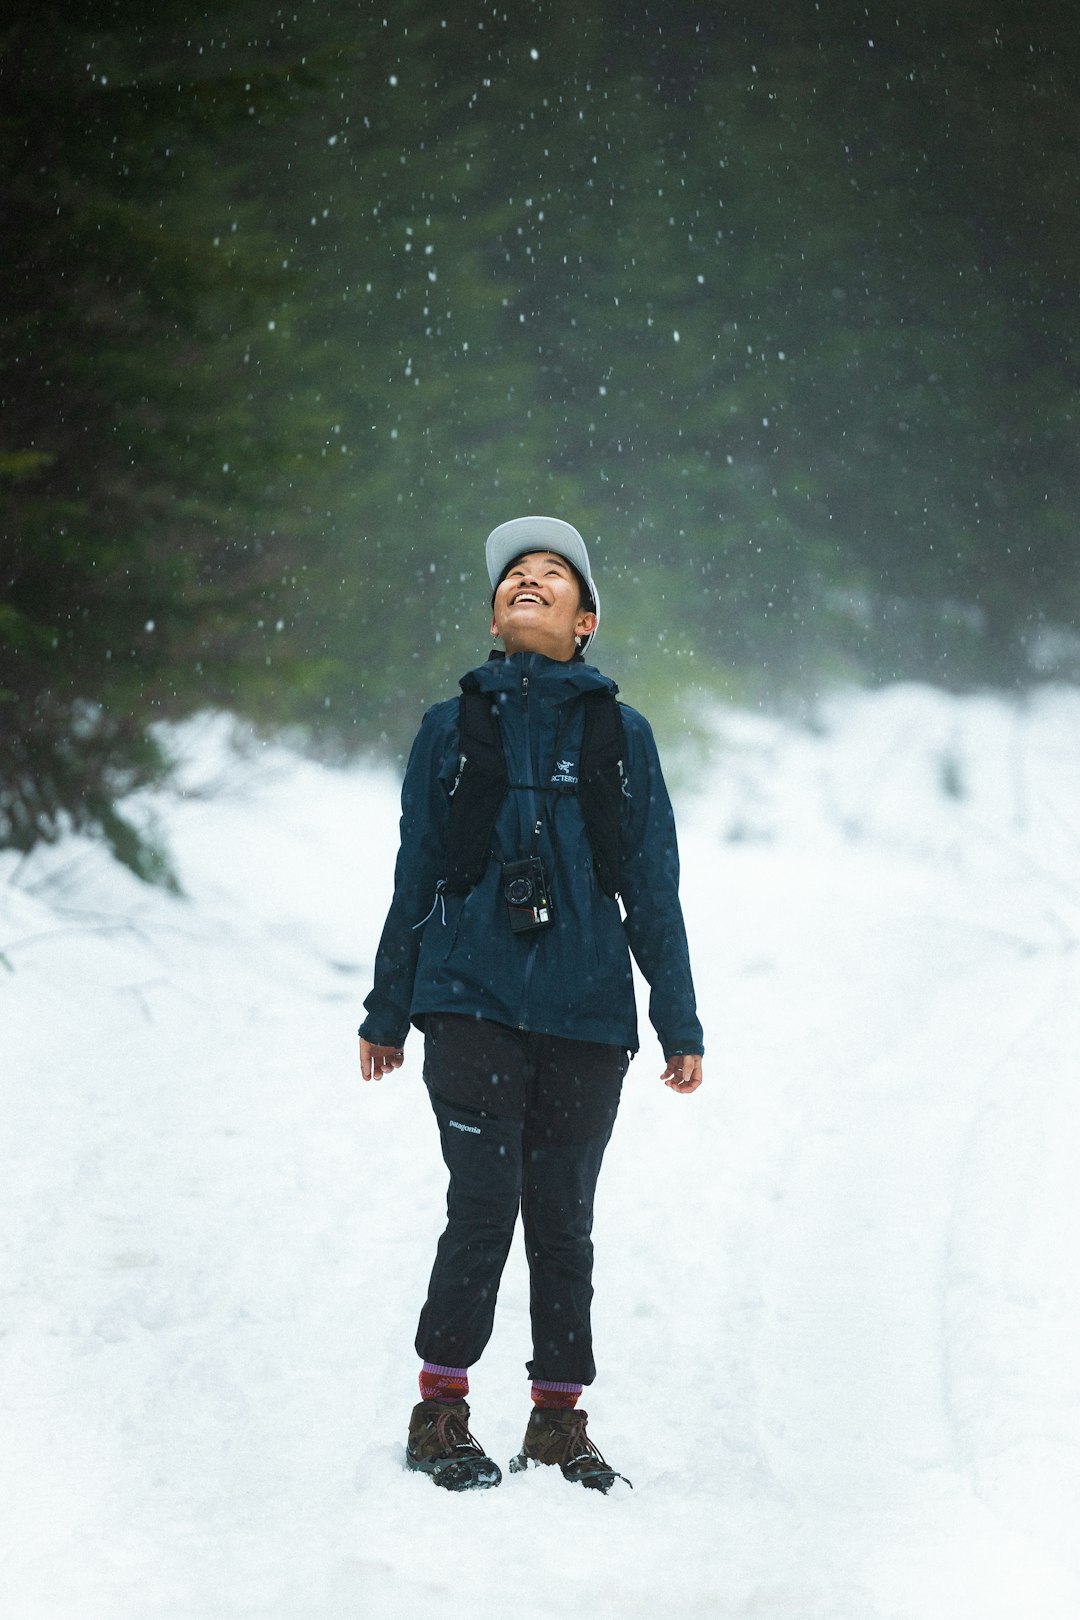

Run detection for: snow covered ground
[[3, 682, 1080, 1620]]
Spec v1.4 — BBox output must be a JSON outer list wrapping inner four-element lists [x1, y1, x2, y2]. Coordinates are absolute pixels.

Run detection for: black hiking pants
[[415, 1013, 628, 1385]]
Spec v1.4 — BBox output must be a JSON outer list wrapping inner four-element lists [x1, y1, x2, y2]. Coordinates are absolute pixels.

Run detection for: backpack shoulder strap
[[443, 691, 508, 893], [578, 690, 626, 899]]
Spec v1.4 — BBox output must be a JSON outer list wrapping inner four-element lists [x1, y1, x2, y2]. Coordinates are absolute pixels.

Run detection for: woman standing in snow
[[359, 516, 703, 1492]]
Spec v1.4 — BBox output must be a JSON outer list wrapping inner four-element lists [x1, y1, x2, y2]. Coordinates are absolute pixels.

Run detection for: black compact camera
[[502, 856, 555, 933]]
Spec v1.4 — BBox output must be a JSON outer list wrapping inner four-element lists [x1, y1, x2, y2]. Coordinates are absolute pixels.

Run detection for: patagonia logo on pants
[[448, 1118, 481, 1136]]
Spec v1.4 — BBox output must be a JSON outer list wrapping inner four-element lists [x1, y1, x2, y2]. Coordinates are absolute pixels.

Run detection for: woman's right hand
[[359, 1038, 405, 1081]]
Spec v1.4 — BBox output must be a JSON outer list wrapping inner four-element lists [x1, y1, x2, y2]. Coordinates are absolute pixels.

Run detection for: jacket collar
[[460, 649, 618, 703]]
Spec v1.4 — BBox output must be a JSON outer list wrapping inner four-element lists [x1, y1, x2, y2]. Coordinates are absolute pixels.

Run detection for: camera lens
[[505, 875, 534, 905]]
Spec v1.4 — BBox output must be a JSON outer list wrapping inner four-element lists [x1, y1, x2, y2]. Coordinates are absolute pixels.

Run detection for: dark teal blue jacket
[[359, 651, 703, 1058]]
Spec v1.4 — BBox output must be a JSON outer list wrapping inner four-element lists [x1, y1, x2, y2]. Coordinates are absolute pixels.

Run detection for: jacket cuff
[[358, 1017, 409, 1048], [662, 1038, 704, 1060]]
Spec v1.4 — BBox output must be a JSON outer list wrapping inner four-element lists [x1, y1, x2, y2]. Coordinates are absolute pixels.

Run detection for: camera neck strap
[[500, 708, 574, 861]]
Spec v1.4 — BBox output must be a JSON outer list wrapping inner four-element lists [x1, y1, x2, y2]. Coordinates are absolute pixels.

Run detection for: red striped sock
[[419, 1362, 469, 1404], [530, 1380, 583, 1410]]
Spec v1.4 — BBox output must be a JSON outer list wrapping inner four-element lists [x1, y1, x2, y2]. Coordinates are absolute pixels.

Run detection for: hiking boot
[[508, 1407, 632, 1493], [405, 1399, 502, 1491]]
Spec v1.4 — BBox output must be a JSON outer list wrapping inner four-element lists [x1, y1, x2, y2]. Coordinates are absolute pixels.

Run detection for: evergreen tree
[[0, 2, 339, 876], [230, 0, 1080, 750]]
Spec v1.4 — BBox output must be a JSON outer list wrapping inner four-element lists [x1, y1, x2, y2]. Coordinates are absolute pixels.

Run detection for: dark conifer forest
[[2, 2, 1077, 875]]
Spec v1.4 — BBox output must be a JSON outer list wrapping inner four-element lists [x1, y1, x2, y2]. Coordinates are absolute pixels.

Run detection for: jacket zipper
[[518, 665, 536, 1028], [520, 668, 535, 832], [518, 931, 540, 1029]]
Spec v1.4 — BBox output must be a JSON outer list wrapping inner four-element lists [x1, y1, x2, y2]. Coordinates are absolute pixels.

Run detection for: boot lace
[[433, 1406, 486, 1459], [560, 1414, 612, 1475]]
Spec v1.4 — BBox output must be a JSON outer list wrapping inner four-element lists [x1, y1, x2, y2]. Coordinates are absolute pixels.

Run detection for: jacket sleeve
[[618, 706, 705, 1059], [358, 703, 455, 1048]]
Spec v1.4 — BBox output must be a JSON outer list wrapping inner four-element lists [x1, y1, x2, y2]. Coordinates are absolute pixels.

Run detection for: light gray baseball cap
[[485, 515, 600, 650]]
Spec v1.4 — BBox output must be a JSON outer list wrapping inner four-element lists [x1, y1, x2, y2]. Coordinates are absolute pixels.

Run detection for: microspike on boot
[[509, 1407, 631, 1493], [405, 1399, 502, 1491]]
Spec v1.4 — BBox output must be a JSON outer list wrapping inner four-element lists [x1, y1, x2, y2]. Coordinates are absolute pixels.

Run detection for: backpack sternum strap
[[442, 687, 626, 899]]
